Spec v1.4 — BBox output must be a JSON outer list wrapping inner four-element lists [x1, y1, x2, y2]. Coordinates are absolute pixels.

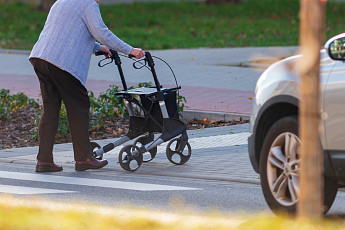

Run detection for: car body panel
[[324, 61, 345, 150], [249, 34, 345, 213], [248, 49, 338, 174], [248, 94, 299, 173], [327, 150, 345, 181]]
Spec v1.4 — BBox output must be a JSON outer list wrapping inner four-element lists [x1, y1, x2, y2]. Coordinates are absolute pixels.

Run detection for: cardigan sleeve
[[93, 42, 100, 52], [84, 3, 132, 55]]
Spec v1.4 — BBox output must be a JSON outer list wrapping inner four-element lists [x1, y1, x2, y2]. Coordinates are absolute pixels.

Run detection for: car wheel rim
[[267, 132, 301, 207]]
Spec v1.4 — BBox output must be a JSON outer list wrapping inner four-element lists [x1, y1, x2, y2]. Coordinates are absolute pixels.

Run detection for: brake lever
[[98, 57, 113, 67]]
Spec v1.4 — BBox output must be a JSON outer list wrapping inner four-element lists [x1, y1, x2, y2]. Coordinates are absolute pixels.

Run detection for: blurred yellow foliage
[[0, 196, 344, 230]]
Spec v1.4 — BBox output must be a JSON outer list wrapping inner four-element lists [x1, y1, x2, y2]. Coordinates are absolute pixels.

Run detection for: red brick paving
[[0, 73, 253, 115]]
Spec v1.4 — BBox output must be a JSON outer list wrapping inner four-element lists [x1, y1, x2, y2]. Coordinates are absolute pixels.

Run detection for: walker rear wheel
[[166, 138, 191, 165], [119, 145, 143, 172], [90, 142, 103, 160], [134, 133, 157, 163]]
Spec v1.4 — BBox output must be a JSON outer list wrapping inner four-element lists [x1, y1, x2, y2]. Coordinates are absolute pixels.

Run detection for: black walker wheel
[[119, 145, 143, 171], [90, 142, 103, 160], [166, 137, 192, 165], [133, 133, 157, 163]]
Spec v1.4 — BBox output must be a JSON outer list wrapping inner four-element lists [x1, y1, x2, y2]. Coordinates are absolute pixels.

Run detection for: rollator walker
[[90, 50, 191, 171]]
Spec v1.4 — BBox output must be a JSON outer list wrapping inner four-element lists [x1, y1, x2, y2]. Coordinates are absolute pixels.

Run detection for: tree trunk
[[38, 0, 56, 12], [298, 0, 325, 219]]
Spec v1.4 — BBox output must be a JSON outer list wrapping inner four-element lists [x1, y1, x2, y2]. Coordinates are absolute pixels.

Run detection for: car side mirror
[[325, 33, 345, 61]]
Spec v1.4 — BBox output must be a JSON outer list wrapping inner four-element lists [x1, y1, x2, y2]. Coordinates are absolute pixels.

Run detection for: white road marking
[[0, 171, 199, 191], [0, 184, 75, 195]]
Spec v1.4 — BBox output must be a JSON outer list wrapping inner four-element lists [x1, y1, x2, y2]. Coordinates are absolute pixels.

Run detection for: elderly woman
[[29, 0, 145, 172]]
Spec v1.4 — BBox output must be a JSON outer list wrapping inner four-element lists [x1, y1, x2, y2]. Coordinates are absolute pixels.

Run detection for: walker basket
[[140, 89, 179, 132]]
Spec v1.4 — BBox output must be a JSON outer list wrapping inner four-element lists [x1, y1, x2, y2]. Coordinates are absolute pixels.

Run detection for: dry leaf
[[201, 117, 209, 124]]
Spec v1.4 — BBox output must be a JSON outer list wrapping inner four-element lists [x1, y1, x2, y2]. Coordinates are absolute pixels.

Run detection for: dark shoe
[[36, 160, 63, 172], [75, 157, 108, 171]]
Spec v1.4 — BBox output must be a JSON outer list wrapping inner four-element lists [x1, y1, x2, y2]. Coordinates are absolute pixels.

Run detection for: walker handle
[[110, 50, 128, 91], [95, 51, 109, 56], [110, 49, 121, 65], [145, 52, 162, 92]]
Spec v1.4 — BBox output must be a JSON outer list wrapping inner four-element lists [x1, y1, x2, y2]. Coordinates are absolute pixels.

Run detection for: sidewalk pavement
[[0, 47, 299, 182], [0, 123, 259, 184]]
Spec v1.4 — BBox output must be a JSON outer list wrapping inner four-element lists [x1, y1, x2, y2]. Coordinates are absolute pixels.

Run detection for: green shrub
[[31, 83, 186, 139], [2, 84, 186, 140], [0, 89, 36, 121], [31, 102, 69, 140], [89, 84, 128, 131], [56, 103, 69, 138], [177, 94, 186, 117]]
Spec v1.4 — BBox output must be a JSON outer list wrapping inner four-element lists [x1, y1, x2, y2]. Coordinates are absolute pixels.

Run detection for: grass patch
[[1, 196, 345, 230], [1, 1, 345, 50]]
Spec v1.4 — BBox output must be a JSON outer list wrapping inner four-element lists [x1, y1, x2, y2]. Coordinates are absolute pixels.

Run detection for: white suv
[[248, 33, 345, 214]]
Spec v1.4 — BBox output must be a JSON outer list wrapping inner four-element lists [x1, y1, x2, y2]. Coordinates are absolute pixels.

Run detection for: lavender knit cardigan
[[29, 0, 132, 86]]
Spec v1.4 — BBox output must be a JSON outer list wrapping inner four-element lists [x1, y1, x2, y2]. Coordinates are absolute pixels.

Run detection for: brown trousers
[[30, 58, 91, 162]]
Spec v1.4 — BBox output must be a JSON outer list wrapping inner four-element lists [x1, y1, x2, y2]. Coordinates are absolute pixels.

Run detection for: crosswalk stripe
[[0, 171, 199, 191], [0, 184, 75, 195]]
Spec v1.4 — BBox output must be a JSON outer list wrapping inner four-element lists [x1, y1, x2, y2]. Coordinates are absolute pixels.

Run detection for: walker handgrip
[[145, 52, 154, 67], [95, 51, 108, 56], [145, 52, 162, 92], [109, 49, 128, 91], [110, 49, 121, 65]]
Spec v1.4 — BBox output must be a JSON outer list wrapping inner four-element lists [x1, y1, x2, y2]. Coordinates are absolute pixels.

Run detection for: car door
[[323, 59, 345, 151]]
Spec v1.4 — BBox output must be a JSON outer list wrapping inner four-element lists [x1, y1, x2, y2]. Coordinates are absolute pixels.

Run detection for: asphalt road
[[1, 151, 345, 216], [1, 124, 345, 216], [0, 162, 270, 214]]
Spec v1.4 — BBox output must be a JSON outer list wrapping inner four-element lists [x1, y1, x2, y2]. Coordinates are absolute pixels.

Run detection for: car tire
[[259, 115, 338, 214]]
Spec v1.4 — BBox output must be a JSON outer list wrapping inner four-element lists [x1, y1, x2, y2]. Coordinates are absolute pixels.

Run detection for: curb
[[182, 109, 250, 122], [0, 49, 30, 55]]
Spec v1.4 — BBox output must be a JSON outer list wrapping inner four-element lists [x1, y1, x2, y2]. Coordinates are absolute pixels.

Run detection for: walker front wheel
[[134, 133, 157, 163], [119, 145, 143, 172], [166, 138, 192, 165], [90, 142, 103, 160]]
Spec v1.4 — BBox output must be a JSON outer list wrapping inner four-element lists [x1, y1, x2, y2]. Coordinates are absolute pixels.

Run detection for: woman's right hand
[[130, 48, 145, 59], [98, 45, 112, 58]]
